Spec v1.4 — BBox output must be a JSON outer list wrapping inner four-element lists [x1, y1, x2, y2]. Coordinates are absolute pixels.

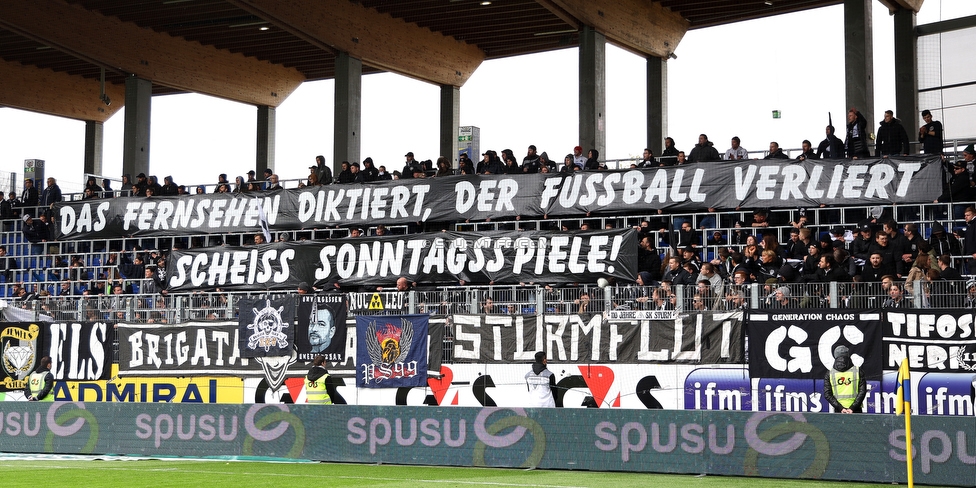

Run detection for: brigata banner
[[164, 229, 637, 291], [883, 309, 976, 373], [745, 310, 882, 380], [450, 312, 743, 364], [53, 156, 941, 240]]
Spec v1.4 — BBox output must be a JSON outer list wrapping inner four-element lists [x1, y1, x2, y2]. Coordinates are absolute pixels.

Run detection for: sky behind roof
[[1, 0, 973, 194]]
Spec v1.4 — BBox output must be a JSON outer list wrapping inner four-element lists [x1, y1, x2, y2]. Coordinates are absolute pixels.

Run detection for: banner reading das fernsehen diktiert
[[53, 157, 941, 240], [165, 229, 637, 292]]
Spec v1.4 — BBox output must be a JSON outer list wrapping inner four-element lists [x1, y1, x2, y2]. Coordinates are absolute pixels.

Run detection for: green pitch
[[0, 459, 892, 487]]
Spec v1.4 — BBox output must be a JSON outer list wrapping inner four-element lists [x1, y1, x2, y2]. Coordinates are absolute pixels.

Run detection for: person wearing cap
[[929, 222, 961, 258], [875, 109, 910, 157], [521, 145, 541, 173], [402, 152, 424, 179], [919, 109, 944, 155], [246, 169, 258, 184], [824, 345, 865, 413], [572, 145, 586, 170], [297, 281, 312, 295], [936, 156, 973, 206], [849, 223, 875, 263], [817, 123, 845, 159]]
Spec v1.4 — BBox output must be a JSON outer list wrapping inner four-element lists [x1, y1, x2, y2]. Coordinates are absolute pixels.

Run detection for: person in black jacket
[[817, 125, 846, 159], [919, 109, 944, 156], [25, 356, 55, 401], [660, 137, 679, 166], [875, 110, 910, 157], [20, 178, 39, 211], [688, 134, 720, 163], [845, 107, 870, 159]]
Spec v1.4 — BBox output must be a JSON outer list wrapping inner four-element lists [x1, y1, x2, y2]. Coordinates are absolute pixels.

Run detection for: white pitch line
[[0, 463, 588, 488]]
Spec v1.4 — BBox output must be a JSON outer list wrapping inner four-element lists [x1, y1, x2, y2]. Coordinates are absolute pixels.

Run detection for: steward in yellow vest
[[824, 345, 866, 413], [305, 355, 332, 405], [25, 356, 55, 402]]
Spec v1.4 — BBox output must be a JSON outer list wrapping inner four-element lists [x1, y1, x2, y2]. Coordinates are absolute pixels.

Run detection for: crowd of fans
[[1, 105, 973, 318]]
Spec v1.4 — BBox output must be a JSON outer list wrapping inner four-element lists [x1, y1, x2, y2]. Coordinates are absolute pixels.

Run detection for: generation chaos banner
[[164, 229, 637, 291], [54, 157, 941, 240]]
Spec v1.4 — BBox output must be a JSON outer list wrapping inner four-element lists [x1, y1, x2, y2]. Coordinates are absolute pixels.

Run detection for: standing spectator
[[336, 161, 354, 184], [823, 346, 865, 413], [267, 174, 283, 191], [402, 152, 425, 179], [764, 142, 789, 160], [964, 207, 976, 273], [361, 157, 379, 182], [724, 136, 748, 160], [797, 140, 818, 161], [262, 168, 274, 189], [572, 145, 586, 170], [22, 214, 50, 244], [583, 149, 602, 171], [919, 109, 943, 156], [521, 145, 541, 173], [689, 134, 720, 163], [376, 166, 393, 181], [0, 191, 20, 228], [25, 356, 54, 402], [525, 351, 555, 408], [84, 176, 102, 194], [101, 179, 114, 198], [875, 110, 910, 157], [134, 173, 149, 196], [660, 137, 679, 166], [20, 178, 39, 211], [817, 124, 846, 159], [161, 176, 179, 196], [845, 107, 870, 159], [119, 174, 133, 197], [928, 222, 961, 257], [434, 157, 452, 177], [315, 155, 333, 185], [0, 246, 18, 282]]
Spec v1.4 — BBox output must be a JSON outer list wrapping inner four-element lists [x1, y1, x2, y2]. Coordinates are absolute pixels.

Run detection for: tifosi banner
[[296, 294, 349, 363], [450, 312, 743, 364], [745, 310, 883, 380], [883, 309, 976, 373], [42, 322, 113, 381], [356, 315, 429, 388], [165, 229, 637, 291], [54, 157, 940, 240]]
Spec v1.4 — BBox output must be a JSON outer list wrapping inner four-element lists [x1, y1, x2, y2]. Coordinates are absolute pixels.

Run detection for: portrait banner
[[238, 297, 297, 358], [296, 294, 349, 363], [745, 310, 882, 380], [356, 314, 429, 388]]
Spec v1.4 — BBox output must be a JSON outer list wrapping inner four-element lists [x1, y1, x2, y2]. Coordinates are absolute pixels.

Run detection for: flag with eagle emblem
[[356, 314, 429, 388]]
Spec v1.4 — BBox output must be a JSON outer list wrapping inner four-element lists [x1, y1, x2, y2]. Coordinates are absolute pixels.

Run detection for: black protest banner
[[238, 297, 297, 358], [296, 294, 349, 363], [1, 323, 43, 391], [42, 322, 113, 381], [745, 310, 882, 380], [54, 157, 941, 240], [883, 309, 976, 373], [449, 312, 742, 364], [165, 229, 638, 291]]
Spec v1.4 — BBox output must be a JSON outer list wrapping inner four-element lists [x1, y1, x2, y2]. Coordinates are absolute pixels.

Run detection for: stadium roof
[[0, 0, 847, 121]]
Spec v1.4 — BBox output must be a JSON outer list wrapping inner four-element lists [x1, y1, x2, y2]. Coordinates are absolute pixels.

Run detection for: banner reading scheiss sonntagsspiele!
[[54, 157, 941, 240], [164, 229, 637, 291]]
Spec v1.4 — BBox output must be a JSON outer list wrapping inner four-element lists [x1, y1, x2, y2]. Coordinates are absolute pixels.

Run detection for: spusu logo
[[0, 402, 99, 453]]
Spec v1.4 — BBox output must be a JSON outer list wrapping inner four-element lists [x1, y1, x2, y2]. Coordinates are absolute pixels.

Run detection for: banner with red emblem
[[355, 314, 429, 388]]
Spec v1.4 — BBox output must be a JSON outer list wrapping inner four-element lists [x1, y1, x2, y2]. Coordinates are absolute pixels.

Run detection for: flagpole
[[897, 358, 914, 488]]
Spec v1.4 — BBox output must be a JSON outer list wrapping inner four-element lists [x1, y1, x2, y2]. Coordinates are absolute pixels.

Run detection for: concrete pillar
[[122, 76, 152, 179], [256, 105, 276, 176], [646, 56, 667, 156], [84, 120, 103, 177], [844, 0, 875, 135], [579, 26, 606, 160], [440, 85, 460, 163], [893, 8, 919, 146], [334, 51, 362, 172]]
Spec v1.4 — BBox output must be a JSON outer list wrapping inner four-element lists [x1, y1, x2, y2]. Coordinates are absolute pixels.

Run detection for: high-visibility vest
[[829, 367, 859, 408], [305, 373, 332, 404], [28, 371, 53, 402]]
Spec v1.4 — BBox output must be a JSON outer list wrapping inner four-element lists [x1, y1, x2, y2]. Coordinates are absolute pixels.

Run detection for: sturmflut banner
[[883, 309, 976, 373], [164, 229, 637, 291], [450, 312, 743, 364], [54, 157, 941, 240], [745, 310, 882, 379]]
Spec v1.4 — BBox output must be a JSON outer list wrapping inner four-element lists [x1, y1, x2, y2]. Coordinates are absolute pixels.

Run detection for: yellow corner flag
[[895, 358, 913, 487]]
